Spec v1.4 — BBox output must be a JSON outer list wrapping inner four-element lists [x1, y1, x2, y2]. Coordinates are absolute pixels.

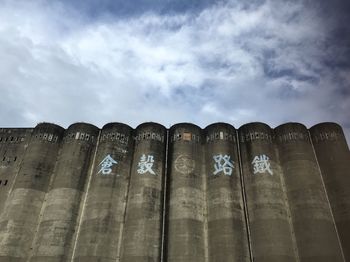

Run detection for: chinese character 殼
[[137, 154, 156, 175]]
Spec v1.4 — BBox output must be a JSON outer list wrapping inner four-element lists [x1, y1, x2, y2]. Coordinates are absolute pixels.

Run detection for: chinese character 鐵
[[252, 154, 273, 175]]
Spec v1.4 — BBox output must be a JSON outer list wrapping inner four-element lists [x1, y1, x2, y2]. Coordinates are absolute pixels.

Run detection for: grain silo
[[29, 123, 99, 262], [72, 123, 134, 261], [0, 123, 64, 261], [239, 122, 297, 262], [165, 123, 206, 262], [310, 122, 350, 261], [275, 123, 344, 261], [0, 121, 348, 262], [205, 123, 250, 262], [121, 122, 166, 261]]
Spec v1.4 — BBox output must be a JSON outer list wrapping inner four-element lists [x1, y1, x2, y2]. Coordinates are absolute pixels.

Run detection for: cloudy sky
[[0, 0, 349, 143]]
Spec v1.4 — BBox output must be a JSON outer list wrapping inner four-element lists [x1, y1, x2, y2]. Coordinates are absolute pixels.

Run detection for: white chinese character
[[213, 154, 234, 176], [137, 154, 156, 175], [98, 154, 117, 175], [252, 154, 273, 175]]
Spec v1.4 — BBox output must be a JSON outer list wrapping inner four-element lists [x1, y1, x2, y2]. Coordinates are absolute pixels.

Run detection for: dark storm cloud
[[0, 0, 349, 143], [59, 0, 217, 19]]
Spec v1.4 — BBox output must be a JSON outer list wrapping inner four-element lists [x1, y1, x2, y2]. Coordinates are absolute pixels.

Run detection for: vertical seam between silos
[[160, 129, 169, 262], [274, 134, 300, 262], [116, 129, 136, 262], [203, 133, 209, 262], [309, 130, 346, 262], [70, 129, 101, 262], [236, 130, 254, 262]]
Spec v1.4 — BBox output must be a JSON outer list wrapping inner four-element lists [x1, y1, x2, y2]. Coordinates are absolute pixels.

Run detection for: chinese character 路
[[213, 154, 234, 176]]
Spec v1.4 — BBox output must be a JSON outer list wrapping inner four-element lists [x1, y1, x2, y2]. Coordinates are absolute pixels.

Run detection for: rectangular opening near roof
[[183, 132, 192, 141]]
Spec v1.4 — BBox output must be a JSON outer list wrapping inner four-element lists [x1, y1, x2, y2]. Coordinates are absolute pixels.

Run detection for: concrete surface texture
[[239, 123, 297, 262], [0, 121, 348, 262]]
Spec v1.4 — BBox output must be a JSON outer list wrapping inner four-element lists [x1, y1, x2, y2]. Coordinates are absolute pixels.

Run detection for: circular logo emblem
[[174, 155, 195, 174]]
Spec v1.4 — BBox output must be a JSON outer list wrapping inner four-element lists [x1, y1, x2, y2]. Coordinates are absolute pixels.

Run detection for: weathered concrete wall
[[165, 123, 206, 262], [0, 121, 348, 262], [72, 123, 134, 262], [239, 123, 297, 262], [205, 123, 249, 262], [275, 123, 344, 262], [310, 123, 350, 261], [29, 123, 99, 262], [121, 123, 166, 262], [0, 123, 64, 262], [0, 128, 32, 214]]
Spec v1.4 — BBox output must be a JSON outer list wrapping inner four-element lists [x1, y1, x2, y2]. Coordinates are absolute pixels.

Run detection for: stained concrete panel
[[205, 123, 250, 262], [275, 123, 344, 262], [0, 128, 32, 215], [0, 121, 348, 261], [72, 123, 134, 262], [239, 123, 297, 262], [29, 123, 99, 262], [0, 123, 64, 262], [310, 123, 350, 261], [120, 122, 167, 262], [165, 123, 206, 262]]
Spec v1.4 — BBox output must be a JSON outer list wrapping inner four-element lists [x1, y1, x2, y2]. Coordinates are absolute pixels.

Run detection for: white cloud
[[0, 0, 349, 143]]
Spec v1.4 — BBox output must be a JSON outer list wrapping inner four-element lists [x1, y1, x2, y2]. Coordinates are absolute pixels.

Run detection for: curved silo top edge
[[136, 122, 166, 130], [239, 122, 271, 130], [67, 122, 99, 130], [35, 122, 65, 131], [274, 122, 307, 130], [102, 122, 133, 130], [170, 122, 202, 131], [204, 122, 235, 130], [309, 122, 342, 130]]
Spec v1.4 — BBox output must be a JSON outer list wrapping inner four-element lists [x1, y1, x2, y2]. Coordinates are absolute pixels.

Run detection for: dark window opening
[[4, 180, 7, 186]]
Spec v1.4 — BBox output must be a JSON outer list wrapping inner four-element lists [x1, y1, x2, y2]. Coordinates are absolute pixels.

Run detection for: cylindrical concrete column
[[29, 123, 99, 262], [239, 123, 297, 262], [120, 122, 167, 262], [165, 123, 206, 262], [205, 123, 250, 262], [310, 122, 350, 260], [0, 123, 64, 261], [275, 123, 343, 262], [72, 123, 134, 262]]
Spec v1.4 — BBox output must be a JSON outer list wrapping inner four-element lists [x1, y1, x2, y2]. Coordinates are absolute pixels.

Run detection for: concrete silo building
[[0, 121, 349, 262]]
